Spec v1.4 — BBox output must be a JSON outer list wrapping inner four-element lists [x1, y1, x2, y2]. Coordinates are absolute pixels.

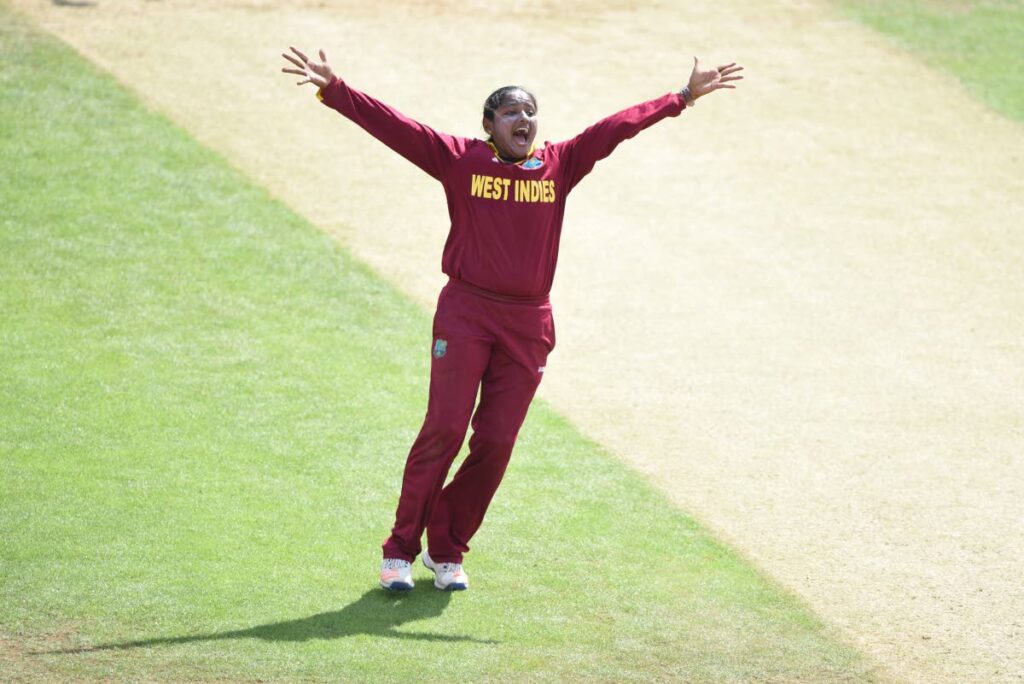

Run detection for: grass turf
[[839, 0, 1024, 123], [0, 6, 875, 682]]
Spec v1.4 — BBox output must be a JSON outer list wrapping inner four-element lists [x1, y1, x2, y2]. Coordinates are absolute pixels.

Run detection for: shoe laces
[[382, 558, 410, 570]]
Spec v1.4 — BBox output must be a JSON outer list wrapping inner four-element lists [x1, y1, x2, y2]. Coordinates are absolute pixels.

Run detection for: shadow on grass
[[41, 588, 497, 654]]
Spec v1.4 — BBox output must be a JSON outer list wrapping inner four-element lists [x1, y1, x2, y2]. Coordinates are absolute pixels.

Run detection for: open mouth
[[512, 126, 529, 145]]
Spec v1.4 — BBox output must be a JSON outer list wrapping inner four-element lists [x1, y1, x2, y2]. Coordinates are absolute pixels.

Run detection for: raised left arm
[[555, 94, 686, 192], [556, 57, 743, 191]]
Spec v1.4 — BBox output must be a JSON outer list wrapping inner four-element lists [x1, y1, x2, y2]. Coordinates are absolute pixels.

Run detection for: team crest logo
[[432, 338, 447, 358], [523, 157, 543, 170]]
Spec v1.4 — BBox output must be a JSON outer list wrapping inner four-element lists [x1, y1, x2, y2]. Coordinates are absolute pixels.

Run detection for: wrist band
[[680, 86, 695, 107]]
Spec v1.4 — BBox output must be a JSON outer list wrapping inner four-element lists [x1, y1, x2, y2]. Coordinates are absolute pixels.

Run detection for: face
[[483, 91, 538, 160]]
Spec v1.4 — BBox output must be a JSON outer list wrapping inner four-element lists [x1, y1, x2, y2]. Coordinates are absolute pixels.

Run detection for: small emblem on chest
[[523, 157, 543, 170]]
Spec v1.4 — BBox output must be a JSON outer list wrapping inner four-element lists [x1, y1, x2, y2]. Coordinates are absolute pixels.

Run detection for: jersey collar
[[487, 140, 537, 165]]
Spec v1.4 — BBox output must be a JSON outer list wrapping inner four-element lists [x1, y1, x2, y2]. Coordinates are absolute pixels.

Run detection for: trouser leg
[[381, 292, 490, 562], [426, 345, 547, 564]]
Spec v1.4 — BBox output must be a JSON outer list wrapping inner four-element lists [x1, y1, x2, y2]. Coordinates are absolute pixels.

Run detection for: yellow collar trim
[[487, 140, 536, 165]]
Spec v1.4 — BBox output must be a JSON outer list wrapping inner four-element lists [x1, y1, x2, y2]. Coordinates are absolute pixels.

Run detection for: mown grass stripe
[[839, 0, 1024, 123]]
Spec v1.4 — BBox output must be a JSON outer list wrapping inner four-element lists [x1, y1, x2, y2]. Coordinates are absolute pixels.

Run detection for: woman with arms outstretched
[[282, 47, 742, 592]]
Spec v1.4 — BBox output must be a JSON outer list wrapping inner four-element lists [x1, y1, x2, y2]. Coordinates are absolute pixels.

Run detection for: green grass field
[[840, 0, 1024, 122], [0, 8, 874, 682]]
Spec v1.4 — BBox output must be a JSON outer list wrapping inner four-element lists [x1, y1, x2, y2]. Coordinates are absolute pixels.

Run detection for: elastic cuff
[[382, 538, 417, 563], [316, 76, 341, 103], [428, 554, 463, 564]]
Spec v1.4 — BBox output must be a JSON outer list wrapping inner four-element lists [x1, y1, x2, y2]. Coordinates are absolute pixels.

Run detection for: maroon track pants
[[382, 279, 555, 564]]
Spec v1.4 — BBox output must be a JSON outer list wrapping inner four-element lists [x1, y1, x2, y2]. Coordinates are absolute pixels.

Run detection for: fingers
[[282, 52, 305, 69], [719, 75, 743, 83], [692, 55, 741, 80], [281, 47, 331, 88], [283, 47, 329, 70]]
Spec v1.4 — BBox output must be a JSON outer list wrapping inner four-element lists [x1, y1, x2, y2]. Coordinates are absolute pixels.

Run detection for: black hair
[[482, 85, 537, 123]]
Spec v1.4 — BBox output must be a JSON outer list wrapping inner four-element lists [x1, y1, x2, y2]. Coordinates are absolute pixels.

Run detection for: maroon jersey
[[319, 78, 685, 298]]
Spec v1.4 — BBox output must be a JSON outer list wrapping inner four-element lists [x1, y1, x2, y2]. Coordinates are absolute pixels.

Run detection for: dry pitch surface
[[11, 0, 1023, 681]]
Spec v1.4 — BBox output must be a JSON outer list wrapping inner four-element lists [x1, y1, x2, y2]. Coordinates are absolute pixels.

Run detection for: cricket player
[[282, 47, 742, 591]]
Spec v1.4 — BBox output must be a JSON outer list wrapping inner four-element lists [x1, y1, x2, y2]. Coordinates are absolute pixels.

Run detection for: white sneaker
[[379, 558, 414, 591], [421, 550, 469, 591]]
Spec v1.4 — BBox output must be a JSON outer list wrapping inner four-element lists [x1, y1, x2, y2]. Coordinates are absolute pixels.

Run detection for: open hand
[[281, 46, 335, 89], [688, 57, 743, 100]]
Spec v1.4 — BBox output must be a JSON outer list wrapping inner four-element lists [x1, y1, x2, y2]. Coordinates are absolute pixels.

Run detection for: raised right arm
[[282, 47, 462, 181], [316, 78, 463, 180]]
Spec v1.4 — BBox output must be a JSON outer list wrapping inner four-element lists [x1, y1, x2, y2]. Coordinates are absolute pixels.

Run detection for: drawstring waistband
[[446, 277, 550, 306]]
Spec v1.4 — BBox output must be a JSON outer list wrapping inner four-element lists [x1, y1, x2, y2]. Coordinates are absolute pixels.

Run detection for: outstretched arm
[[557, 56, 743, 191], [281, 47, 463, 180]]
